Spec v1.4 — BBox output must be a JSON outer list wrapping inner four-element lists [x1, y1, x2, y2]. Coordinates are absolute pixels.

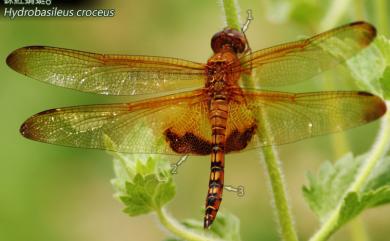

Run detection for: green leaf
[[303, 153, 390, 226], [302, 153, 361, 220], [154, 174, 176, 209], [110, 153, 174, 216], [120, 174, 156, 216], [347, 42, 386, 96], [135, 155, 157, 176], [182, 210, 242, 241], [376, 35, 390, 99], [117, 157, 175, 216], [365, 34, 390, 99], [376, 35, 390, 64], [338, 186, 390, 226], [105, 134, 176, 216], [364, 155, 390, 191]]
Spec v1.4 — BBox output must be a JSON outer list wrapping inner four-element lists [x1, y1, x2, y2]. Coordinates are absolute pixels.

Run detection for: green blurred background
[[0, 0, 389, 240]]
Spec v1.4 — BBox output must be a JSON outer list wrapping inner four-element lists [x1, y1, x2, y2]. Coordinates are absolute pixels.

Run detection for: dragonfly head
[[211, 28, 247, 54]]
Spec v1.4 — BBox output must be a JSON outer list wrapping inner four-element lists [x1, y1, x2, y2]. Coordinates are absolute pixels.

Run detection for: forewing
[[7, 46, 206, 95], [238, 22, 376, 87], [20, 90, 213, 155], [228, 90, 386, 150]]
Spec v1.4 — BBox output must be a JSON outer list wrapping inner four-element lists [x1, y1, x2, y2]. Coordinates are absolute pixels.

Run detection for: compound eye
[[232, 36, 246, 53], [211, 31, 224, 53], [210, 29, 246, 53]]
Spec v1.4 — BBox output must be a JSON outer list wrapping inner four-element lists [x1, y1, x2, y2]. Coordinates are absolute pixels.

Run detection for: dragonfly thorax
[[206, 49, 241, 91]]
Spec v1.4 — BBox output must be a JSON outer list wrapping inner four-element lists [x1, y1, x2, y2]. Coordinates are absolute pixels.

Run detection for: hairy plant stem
[[156, 208, 223, 241], [309, 102, 390, 241], [353, 0, 366, 20], [220, 1, 299, 240], [261, 146, 299, 241], [220, 0, 241, 30], [375, 0, 389, 37]]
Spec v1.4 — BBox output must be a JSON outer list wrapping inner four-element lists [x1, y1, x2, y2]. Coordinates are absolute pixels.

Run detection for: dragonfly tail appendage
[[204, 144, 225, 229]]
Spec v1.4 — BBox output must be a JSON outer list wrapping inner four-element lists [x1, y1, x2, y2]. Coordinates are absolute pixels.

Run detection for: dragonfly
[[7, 21, 386, 229]]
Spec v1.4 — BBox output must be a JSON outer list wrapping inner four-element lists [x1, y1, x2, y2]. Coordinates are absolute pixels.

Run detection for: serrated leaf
[[338, 186, 390, 226], [123, 175, 174, 216], [154, 179, 176, 208], [182, 210, 241, 241], [303, 153, 390, 223], [302, 153, 362, 220], [119, 172, 169, 216], [109, 150, 175, 216], [135, 156, 157, 175]]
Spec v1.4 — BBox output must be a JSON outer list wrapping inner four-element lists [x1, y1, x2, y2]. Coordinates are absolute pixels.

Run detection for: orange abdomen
[[204, 98, 228, 228]]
